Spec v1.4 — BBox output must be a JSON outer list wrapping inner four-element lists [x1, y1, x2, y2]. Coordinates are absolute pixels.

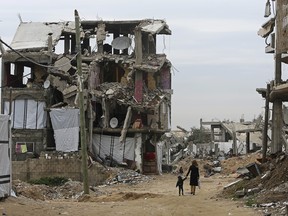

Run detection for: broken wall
[[12, 158, 108, 186]]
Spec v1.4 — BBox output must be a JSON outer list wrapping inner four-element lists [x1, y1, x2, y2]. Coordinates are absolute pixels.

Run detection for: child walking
[[176, 175, 187, 196]]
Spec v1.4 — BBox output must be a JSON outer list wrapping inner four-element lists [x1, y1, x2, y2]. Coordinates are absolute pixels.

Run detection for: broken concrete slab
[[223, 179, 243, 190]]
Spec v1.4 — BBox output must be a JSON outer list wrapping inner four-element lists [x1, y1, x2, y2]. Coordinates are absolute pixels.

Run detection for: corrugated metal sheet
[[10, 22, 74, 50]]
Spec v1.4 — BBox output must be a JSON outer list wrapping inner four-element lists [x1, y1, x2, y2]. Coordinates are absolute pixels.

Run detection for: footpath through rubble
[[3, 152, 288, 215], [172, 152, 288, 216]]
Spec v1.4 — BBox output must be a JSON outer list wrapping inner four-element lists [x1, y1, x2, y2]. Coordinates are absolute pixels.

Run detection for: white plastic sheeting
[[4, 100, 46, 129], [0, 115, 11, 198], [92, 134, 135, 164], [156, 141, 164, 173], [50, 108, 79, 152]]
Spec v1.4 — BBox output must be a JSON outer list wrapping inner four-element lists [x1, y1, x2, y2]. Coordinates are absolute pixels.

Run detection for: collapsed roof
[[9, 21, 75, 51], [8, 19, 171, 52]]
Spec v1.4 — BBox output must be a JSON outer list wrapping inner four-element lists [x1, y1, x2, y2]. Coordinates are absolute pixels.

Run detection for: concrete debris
[[105, 168, 153, 185], [235, 188, 246, 198], [221, 153, 288, 216], [171, 150, 288, 215], [247, 187, 261, 196], [212, 167, 222, 173], [261, 170, 271, 179], [12, 179, 87, 200], [223, 179, 243, 190], [272, 182, 288, 193], [236, 167, 250, 175], [12, 167, 152, 201], [260, 203, 275, 208], [92, 82, 168, 111]]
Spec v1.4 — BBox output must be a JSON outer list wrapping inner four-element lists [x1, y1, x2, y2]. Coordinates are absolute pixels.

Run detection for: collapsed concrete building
[[0, 18, 172, 175], [200, 118, 263, 156], [257, 0, 288, 157]]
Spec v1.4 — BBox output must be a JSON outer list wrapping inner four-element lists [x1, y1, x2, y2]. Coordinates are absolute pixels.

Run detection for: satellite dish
[[110, 117, 118, 128], [111, 36, 131, 50], [43, 80, 50, 89]]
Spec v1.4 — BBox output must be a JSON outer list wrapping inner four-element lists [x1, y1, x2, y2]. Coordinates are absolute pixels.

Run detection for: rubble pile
[[12, 167, 152, 201], [104, 168, 153, 185], [13, 179, 88, 200], [93, 82, 168, 110], [221, 153, 288, 215], [220, 152, 262, 175]]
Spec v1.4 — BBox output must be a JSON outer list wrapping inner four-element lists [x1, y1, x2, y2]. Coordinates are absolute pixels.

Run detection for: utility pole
[[74, 9, 89, 194]]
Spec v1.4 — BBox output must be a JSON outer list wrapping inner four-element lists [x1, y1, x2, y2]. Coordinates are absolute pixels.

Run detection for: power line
[[0, 38, 79, 69]]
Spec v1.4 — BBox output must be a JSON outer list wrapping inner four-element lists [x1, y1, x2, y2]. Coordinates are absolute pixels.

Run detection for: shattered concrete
[[12, 167, 153, 201], [1, 17, 173, 174]]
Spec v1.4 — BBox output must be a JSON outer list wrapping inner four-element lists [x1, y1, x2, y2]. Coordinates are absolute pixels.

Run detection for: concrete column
[[271, 99, 282, 153], [64, 35, 70, 54], [262, 83, 270, 162], [232, 131, 237, 155], [134, 27, 143, 103], [246, 132, 250, 154], [211, 126, 215, 142], [215, 143, 219, 157]]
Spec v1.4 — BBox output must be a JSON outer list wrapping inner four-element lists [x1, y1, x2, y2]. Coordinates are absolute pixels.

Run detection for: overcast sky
[[0, 0, 275, 130]]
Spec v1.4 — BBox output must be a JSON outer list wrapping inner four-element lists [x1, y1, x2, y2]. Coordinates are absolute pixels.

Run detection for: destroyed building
[[0, 18, 172, 175], [257, 1, 288, 157], [200, 118, 263, 156]]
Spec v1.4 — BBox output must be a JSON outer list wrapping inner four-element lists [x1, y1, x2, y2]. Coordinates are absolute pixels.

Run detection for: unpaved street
[[0, 173, 262, 216]]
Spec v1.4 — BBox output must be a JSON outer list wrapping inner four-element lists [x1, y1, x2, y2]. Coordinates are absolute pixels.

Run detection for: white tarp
[[156, 141, 164, 173], [4, 100, 46, 129], [92, 134, 135, 164], [0, 114, 11, 198], [50, 108, 79, 152]]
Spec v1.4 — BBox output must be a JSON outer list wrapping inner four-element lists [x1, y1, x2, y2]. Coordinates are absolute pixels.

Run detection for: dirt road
[[0, 173, 262, 216]]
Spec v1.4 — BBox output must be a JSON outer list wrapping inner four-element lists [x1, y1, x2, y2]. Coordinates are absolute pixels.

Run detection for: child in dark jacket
[[176, 175, 187, 196]]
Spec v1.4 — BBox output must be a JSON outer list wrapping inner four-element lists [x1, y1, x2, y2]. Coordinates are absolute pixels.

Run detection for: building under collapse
[[0, 18, 172, 174]]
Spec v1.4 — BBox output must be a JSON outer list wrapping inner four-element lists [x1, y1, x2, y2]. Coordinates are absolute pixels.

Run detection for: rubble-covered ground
[[219, 153, 288, 216], [172, 151, 288, 215], [1, 170, 260, 216], [11, 168, 153, 201], [2, 152, 288, 215]]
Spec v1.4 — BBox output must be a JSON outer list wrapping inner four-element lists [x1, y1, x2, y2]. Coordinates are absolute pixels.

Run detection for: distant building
[[201, 119, 264, 155]]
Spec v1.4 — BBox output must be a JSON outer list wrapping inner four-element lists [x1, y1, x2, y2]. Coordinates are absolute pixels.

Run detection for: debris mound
[[12, 167, 152, 201]]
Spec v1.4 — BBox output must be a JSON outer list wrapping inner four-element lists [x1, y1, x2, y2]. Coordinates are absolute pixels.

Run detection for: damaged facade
[[257, 0, 288, 156], [0, 18, 172, 174], [200, 118, 263, 156]]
